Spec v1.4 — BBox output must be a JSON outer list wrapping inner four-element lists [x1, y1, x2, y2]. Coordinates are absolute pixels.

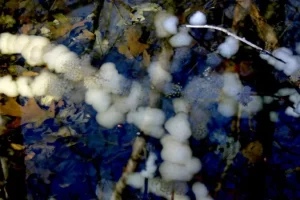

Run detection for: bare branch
[[186, 24, 286, 63]]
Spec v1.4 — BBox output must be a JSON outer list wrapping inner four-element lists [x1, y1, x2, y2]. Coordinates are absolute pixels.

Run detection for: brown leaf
[[0, 97, 55, 127], [232, 0, 252, 32], [142, 50, 151, 67], [0, 97, 22, 117], [118, 26, 149, 58], [222, 60, 238, 73], [51, 24, 73, 38], [239, 61, 254, 76], [21, 24, 33, 34], [117, 44, 133, 59], [118, 44, 128, 54], [249, 3, 278, 50], [77, 29, 95, 40], [57, 99, 65, 107], [50, 16, 88, 39], [72, 19, 88, 29], [232, 1, 278, 50], [6, 118, 22, 129], [21, 98, 55, 126], [242, 141, 263, 163], [21, 71, 39, 77], [11, 143, 25, 150], [25, 151, 35, 160]]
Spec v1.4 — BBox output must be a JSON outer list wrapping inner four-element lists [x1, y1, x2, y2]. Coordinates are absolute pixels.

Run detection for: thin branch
[[186, 24, 286, 64], [111, 135, 146, 200], [0, 157, 8, 199], [187, 24, 264, 51]]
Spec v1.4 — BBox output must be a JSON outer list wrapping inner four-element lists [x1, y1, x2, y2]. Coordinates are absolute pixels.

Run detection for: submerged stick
[[186, 24, 286, 64], [111, 135, 146, 200]]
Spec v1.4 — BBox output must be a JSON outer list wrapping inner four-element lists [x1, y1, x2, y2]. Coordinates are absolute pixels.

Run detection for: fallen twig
[[186, 24, 286, 64], [111, 134, 146, 200]]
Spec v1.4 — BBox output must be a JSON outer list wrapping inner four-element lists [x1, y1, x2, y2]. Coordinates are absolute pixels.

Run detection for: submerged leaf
[[232, 0, 252, 31], [21, 71, 39, 77], [77, 29, 95, 40], [21, 98, 55, 126], [118, 26, 149, 58], [250, 3, 278, 50], [0, 14, 16, 28], [11, 143, 25, 150], [21, 24, 33, 34], [242, 141, 263, 163], [0, 97, 22, 117], [0, 97, 55, 127]]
